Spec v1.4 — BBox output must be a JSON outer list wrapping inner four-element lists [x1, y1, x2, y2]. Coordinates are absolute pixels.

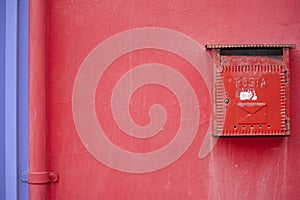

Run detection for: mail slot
[[206, 44, 295, 136]]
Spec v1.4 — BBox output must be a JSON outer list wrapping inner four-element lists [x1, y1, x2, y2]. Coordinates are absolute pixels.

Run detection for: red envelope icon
[[237, 102, 267, 124]]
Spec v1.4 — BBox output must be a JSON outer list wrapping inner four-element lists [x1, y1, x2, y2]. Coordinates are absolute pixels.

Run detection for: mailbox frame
[[206, 44, 295, 137]]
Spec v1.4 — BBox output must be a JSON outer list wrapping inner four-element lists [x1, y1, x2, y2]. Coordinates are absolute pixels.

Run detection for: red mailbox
[[206, 44, 295, 136]]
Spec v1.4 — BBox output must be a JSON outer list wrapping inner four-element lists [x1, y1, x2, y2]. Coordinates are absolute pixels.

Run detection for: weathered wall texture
[[46, 0, 300, 199]]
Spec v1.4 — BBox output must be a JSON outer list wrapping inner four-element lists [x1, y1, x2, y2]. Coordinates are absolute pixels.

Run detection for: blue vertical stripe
[[18, 0, 29, 199], [0, 0, 6, 198], [5, 0, 18, 199]]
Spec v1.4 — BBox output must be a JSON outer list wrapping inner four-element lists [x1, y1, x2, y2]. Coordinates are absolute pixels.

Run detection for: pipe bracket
[[22, 171, 58, 184]]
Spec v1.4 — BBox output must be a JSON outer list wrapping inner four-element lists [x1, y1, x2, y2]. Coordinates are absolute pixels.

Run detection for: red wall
[[46, 0, 300, 199]]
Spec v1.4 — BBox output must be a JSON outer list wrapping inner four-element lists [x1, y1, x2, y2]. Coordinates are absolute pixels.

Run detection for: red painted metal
[[28, 0, 50, 199], [27, 172, 58, 185], [206, 44, 295, 48], [34, 0, 300, 199], [208, 45, 292, 136]]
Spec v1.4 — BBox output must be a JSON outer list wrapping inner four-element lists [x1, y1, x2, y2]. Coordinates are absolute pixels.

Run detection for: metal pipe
[[29, 0, 48, 199]]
